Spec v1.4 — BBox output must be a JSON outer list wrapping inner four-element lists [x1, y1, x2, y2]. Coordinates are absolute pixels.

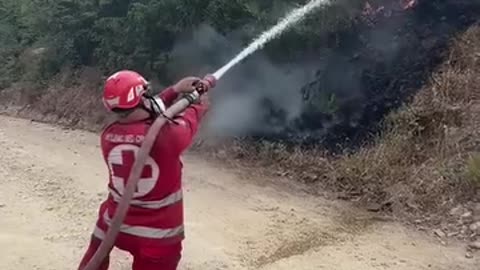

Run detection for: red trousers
[[78, 236, 182, 270]]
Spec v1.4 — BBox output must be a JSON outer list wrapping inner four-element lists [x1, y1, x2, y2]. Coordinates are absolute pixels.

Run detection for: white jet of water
[[213, 0, 331, 80]]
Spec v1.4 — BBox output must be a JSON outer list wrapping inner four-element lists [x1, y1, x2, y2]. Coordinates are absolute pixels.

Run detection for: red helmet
[[102, 70, 149, 111]]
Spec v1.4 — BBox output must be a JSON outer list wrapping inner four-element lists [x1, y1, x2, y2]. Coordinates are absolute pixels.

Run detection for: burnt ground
[[256, 0, 480, 151]]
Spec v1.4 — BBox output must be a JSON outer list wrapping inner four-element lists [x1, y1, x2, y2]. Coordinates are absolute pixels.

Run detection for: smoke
[[166, 0, 480, 147], [164, 0, 421, 142], [169, 24, 317, 137]]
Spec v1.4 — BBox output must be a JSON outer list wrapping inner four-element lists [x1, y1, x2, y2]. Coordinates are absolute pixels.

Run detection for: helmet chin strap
[[142, 83, 180, 124], [142, 95, 179, 124]]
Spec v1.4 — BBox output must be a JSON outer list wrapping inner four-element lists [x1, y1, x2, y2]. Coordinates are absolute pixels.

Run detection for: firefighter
[[78, 70, 211, 270]]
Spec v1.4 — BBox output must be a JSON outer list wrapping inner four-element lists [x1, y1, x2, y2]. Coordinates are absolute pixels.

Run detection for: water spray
[[213, 0, 331, 80], [81, 0, 330, 269]]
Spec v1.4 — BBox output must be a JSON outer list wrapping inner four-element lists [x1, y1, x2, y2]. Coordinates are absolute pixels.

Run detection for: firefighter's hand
[[173, 77, 202, 93]]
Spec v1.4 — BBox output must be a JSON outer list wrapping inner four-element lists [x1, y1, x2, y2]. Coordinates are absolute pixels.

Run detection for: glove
[[178, 75, 216, 104]]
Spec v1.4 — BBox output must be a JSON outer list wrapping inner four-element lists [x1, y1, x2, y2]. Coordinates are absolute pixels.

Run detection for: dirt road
[[0, 115, 477, 270]]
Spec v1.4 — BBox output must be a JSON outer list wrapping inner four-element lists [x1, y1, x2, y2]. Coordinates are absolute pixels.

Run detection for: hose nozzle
[[194, 74, 217, 95], [203, 74, 217, 88]]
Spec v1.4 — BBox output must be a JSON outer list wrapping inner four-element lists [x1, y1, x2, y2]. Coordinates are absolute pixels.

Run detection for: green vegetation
[[468, 154, 480, 187], [0, 0, 362, 88]]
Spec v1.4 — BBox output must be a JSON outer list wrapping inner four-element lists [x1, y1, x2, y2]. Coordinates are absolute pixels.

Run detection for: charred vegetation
[[253, 0, 480, 151]]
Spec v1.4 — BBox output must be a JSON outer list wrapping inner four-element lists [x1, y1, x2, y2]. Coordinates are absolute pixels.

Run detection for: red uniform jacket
[[93, 87, 208, 247]]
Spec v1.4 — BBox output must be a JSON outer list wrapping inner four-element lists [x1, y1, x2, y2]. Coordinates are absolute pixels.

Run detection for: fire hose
[[81, 75, 217, 270], [81, 1, 329, 268]]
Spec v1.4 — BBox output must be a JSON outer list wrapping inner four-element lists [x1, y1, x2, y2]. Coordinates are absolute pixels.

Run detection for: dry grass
[[347, 25, 480, 212], [199, 25, 480, 221], [0, 66, 110, 131], [328, 25, 480, 215]]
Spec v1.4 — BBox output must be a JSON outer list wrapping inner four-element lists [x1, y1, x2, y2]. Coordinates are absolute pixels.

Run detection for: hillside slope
[[200, 25, 480, 242]]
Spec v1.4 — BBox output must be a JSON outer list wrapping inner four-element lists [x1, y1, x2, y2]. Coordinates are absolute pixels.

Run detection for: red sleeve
[[158, 87, 179, 107], [167, 102, 209, 155]]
